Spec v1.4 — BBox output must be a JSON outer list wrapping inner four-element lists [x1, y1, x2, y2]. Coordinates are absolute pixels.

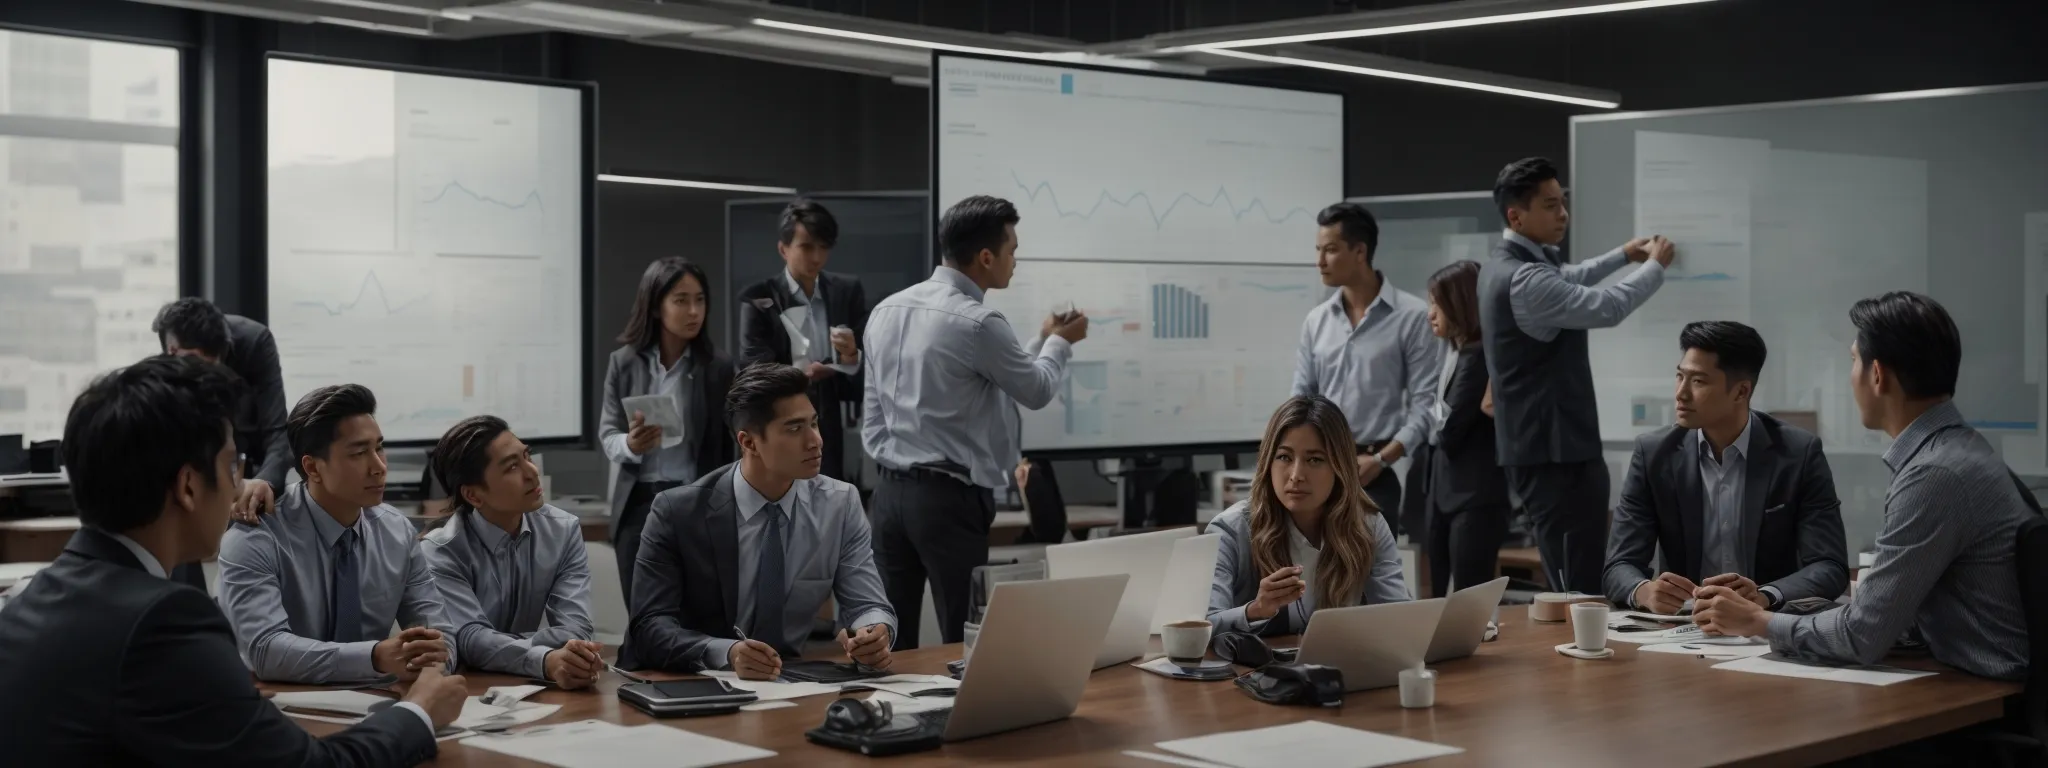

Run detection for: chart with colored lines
[[266, 57, 586, 441]]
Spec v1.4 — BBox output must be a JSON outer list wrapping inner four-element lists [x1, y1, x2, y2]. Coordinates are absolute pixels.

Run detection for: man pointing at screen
[[862, 195, 1086, 649], [1292, 202, 1440, 539]]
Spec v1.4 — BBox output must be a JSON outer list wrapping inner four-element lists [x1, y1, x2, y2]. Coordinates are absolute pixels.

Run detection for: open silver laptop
[[1045, 528, 1197, 669], [1425, 576, 1511, 664], [1296, 598, 1448, 692], [942, 573, 1129, 742]]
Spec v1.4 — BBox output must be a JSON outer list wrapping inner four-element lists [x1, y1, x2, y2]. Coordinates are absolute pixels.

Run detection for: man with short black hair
[[216, 384, 460, 684], [154, 297, 291, 522], [0, 356, 465, 765], [1293, 202, 1438, 536], [862, 195, 1085, 648], [1477, 156, 1674, 595], [737, 199, 870, 481], [1604, 321, 1849, 615], [625, 363, 896, 679], [1695, 293, 2035, 681]]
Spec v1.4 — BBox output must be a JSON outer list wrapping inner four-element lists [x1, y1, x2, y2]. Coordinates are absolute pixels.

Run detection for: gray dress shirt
[[1502, 229, 1665, 341], [1765, 402, 2033, 680], [1291, 278, 1440, 450], [862, 266, 1072, 489], [1205, 501, 1410, 635], [216, 484, 458, 683], [1633, 415, 1785, 609], [420, 505, 595, 679], [601, 349, 698, 483], [706, 469, 897, 667]]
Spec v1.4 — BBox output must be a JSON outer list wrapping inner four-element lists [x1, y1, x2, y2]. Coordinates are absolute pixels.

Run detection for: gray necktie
[[331, 529, 363, 643], [751, 503, 788, 654]]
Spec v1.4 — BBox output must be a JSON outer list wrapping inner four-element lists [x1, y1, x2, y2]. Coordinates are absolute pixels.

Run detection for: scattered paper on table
[[739, 700, 797, 712], [1133, 656, 1235, 679], [847, 676, 961, 697], [271, 690, 391, 717], [1606, 623, 1755, 646], [462, 719, 775, 768], [454, 699, 561, 730], [481, 684, 547, 707], [1712, 654, 1937, 686], [1637, 641, 1773, 659], [1615, 610, 1689, 623], [1156, 721, 1462, 768], [702, 670, 843, 701]]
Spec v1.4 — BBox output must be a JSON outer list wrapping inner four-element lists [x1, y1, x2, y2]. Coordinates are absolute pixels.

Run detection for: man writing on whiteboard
[[1291, 202, 1439, 538], [1476, 157, 1673, 596], [862, 195, 1085, 649]]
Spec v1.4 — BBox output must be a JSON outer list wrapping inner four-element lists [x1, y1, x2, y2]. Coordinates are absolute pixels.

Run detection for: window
[[0, 28, 180, 441]]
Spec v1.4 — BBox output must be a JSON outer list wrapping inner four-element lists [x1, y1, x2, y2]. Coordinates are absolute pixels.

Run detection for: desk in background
[[279, 611, 2016, 766]]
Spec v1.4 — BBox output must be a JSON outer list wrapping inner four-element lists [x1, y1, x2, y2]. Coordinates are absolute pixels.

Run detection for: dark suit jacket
[[736, 273, 869, 463], [225, 314, 292, 489], [1602, 411, 1851, 609], [599, 344, 737, 525], [620, 463, 747, 671], [0, 528, 436, 766], [1429, 346, 1509, 514]]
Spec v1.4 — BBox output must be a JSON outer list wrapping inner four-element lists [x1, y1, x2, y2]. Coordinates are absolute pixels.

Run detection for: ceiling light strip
[[1203, 49, 1618, 109], [1171, 0, 1718, 51], [598, 174, 797, 194]]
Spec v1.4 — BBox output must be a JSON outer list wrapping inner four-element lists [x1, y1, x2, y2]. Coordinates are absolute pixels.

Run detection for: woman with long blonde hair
[[1207, 396, 1408, 635]]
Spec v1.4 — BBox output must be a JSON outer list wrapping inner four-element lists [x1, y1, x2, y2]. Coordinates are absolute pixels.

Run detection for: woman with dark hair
[[1423, 260, 1511, 598], [1207, 395, 1407, 636], [600, 257, 735, 599]]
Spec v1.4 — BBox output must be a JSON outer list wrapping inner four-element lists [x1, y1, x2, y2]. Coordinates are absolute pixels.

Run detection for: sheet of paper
[[271, 690, 392, 716], [1615, 610, 1689, 623], [1157, 721, 1462, 768], [702, 671, 844, 701], [1712, 654, 1937, 686], [454, 699, 561, 730], [847, 676, 961, 697], [1123, 750, 1236, 768], [620, 394, 685, 447], [1605, 623, 1755, 646], [779, 308, 813, 367], [1133, 656, 1235, 679], [739, 700, 797, 712], [463, 719, 775, 768], [481, 684, 547, 707], [1636, 641, 1773, 660]]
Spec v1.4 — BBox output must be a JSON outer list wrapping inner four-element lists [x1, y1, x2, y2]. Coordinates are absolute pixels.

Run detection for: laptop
[[1045, 528, 1197, 669], [1425, 576, 1511, 664], [1296, 598, 1448, 692], [935, 573, 1129, 742]]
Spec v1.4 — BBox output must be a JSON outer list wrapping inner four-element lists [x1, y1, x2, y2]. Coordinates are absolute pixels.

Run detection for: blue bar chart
[[1151, 283, 1210, 339]]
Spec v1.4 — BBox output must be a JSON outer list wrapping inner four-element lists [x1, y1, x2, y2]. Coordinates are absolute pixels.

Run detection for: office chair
[[1963, 513, 2048, 768], [1152, 469, 1200, 528], [1017, 458, 1067, 545]]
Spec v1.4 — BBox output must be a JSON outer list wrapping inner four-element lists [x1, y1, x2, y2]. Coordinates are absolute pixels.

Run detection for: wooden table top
[[280, 611, 2018, 767]]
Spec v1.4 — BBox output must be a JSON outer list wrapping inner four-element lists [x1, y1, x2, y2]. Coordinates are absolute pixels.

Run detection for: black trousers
[[870, 470, 993, 650], [1428, 505, 1511, 597], [1505, 459, 1610, 595], [1362, 466, 1403, 539], [612, 480, 683, 608]]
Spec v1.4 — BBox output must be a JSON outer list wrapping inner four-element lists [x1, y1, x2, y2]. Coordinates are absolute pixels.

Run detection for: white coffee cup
[[1162, 619, 1213, 664], [1570, 602, 1610, 652], [962, 621, 981, 663], [1398, 667, 1436, 708]]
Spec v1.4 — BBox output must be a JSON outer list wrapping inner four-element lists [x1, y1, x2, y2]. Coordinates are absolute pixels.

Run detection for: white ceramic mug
[[1162, 620, 1213, 664], [962, 621, 981, 663], [1398, 667, 1436, 708], [1570, 602, 1610, 652]]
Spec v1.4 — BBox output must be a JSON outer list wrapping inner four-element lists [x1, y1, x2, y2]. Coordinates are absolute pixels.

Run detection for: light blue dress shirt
[[703, 468, 898, 668], [216, 483, 458, 684], [600, 349, 698, 483], [786, 269, 858, 373], [1291, 276, 1440, 450], [861, 266, 1072, 489], [420, 505, 595, 679], [1502, 229, 1665, 342]]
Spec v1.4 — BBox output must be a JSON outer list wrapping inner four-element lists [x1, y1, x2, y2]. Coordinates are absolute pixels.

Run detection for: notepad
[[700, 670, 842, 701], [621, 394, 685, 449], [1156, 721, 1462, 768], [1712, 653, 1937, 686], [462, 719, 774, 768]]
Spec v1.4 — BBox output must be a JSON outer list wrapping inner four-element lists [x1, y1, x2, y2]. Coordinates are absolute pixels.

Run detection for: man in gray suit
[[1604, 322, 1850, 614]]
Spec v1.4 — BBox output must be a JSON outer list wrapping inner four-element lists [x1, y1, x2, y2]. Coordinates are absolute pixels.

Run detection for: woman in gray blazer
[[1208, 395, 1408, 637], [601, 257, 735, 600]]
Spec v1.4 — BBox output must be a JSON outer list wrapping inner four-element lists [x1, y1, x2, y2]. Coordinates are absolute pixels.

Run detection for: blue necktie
[[331, 529, 363, 643], [751, 503, 787, 654]]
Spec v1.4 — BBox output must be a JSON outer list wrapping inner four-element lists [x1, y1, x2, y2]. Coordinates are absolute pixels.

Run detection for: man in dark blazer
[[0, 355, 465, 766], [1604, 321, 1849, 614], [737, 199, 869, 482], [621, 364, 894, 678]]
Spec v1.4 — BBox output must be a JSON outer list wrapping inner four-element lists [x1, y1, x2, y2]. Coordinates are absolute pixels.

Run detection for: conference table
[[277, 611, 2019, 767]]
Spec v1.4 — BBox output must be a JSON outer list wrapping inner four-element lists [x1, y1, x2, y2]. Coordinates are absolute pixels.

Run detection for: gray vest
[[1477, 239, 1602, 467]]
